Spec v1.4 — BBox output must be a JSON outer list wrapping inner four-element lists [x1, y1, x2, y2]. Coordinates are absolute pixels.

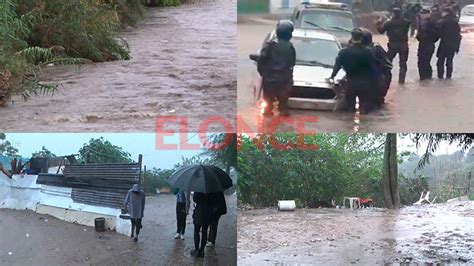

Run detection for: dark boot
[[191, 249, 200, 258]]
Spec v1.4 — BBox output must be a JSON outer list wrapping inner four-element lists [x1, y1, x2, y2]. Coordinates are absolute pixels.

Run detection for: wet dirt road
[[238, 16, 474, 133], [238, 200, 474, 265], [0, 0, 236, 133], [0, 193, 237, 265]]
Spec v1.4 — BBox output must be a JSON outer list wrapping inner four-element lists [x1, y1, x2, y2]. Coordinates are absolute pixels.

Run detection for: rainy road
[[237, 15, 474, 133], [0, 193, 237, 265], [0, 0, 236, 133], [238, 199, 474, 265]]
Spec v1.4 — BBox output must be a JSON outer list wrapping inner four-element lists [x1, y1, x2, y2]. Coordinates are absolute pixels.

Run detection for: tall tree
[[0, 133, 19, 157], [202, 133, 237, 174], [382, 133, 400, 209], [31, 146, 56, 158], [78, 137, 132, 164]]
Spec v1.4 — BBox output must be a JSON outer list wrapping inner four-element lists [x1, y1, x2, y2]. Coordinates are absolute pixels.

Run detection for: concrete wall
[[0, 172, 130, 235]]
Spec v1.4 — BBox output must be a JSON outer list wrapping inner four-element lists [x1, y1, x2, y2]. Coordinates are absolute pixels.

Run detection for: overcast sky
[[397, 134, 464, 156], [5, 133, 207, 169]]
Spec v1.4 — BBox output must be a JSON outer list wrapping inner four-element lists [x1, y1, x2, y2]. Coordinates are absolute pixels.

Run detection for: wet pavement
[[0, 0, 236, 133], [0, 193, 237, 265], [237, 15, 474, 133], [238, 199, 474, 265]]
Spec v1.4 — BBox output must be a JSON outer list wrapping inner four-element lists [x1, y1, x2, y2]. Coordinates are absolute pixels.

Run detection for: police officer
[[361, 29, 393, 107], [407, 1, 422, 37], [257, 20, 296, 116], [378, 7, 411, 84], [328, 28, 378, 114], [447, 0, 461, 21], [436, 7, 461, 79], [430, 5, 442, 23], [416, 9, 439, 80]]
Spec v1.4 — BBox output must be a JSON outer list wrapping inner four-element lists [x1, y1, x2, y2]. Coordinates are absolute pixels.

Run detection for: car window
[[292, 37, 340, 67], [300, 11, 354, 31], [461, 6, 474, 16]]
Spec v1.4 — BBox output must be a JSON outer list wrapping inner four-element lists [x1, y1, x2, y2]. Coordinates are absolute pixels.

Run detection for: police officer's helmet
[[442, 7, 455, 16], [392, 7, 402, 17], [360, 28, 373, 46], [350, 28, 364, 43], [276, 20, 294, 41]]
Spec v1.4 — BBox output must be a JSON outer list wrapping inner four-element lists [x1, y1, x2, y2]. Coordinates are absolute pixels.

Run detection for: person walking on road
[[416, 9, 439, 80], [207, 192, 227, 247], [174, 188, 190, 240], [377, 7, 411, 84], [436, 7, 461, 79], [257, 20, 296, 116], [191, 192, 211, 258], [124, 184, 146, 242]]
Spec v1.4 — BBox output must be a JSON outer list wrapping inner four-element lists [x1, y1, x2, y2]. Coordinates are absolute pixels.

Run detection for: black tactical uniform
[[378, 8, 411, 84], [407, 3, 422, 37], [257, 20, 296, 116], [361, 30, 393, 106], [416, 10, 439, 80], [329, 29, 378, 114], [436, 8, 461, 79]]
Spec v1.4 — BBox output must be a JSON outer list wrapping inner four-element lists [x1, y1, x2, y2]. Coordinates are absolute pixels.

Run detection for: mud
[[238, 200, 474, 265], [0, 193, 237, 265], [0, 0, 236, 133], [237, 16, 474, 133]]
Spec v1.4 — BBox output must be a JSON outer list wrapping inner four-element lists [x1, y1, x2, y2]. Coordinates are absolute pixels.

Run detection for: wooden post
[[138, 154, 143, 184], [143, 165, 147, 194]]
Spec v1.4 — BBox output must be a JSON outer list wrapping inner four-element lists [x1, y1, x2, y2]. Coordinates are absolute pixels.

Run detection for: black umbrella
[[167, 165, 233, 193]]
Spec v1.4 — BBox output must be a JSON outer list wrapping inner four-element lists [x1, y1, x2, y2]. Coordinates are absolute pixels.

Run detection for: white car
[[250, 29, 345, 111], [460, 4, 474, 33]]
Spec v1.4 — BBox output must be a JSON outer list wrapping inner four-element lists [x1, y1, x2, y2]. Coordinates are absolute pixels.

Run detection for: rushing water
[[0, 0, 237, 132]]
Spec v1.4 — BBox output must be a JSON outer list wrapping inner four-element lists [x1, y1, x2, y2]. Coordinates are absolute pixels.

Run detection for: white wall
[[0, 173, 129, 235]]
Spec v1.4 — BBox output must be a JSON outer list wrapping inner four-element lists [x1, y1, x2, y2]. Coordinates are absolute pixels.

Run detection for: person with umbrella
[[124, 184, 146, 242], [207, 191, 227, 247], [191, 192, 211, 257], [167, 165, 233, 258]]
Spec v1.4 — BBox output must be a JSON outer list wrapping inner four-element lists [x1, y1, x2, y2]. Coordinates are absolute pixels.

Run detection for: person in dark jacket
[[447, 0, 461, 20], [430, 5, 442, 23], [191, 192, 211, 258], [436, 7, 462, 79], [377, 7, 411, 84], [416, 9, 440, 80], [407, 1, 422, 37], [174, 188, 190, 240], [257, 20, 296, 116], [206, 192, 227, 247], [361, 29, 393, 107], [124, 184, 146, 242], [328, 28, 378, 114]]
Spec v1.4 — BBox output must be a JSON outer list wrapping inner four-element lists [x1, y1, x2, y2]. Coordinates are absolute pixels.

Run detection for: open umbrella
[[167, 165, 233, 193]]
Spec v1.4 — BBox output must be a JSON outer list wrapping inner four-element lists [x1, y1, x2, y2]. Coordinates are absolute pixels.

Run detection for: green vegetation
[[238, 133, 386, 208], [0, 0, 184, 105], [31, 146, 57, 159], [238, 133, 474, 209], [78, 137, 133, 164]]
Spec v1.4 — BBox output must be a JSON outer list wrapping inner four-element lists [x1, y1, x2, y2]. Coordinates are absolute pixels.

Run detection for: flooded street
[[238, 199, 474, 265], [0, 0, 236, 133], [237, 15, 474, 133], [0, 193, 237, 265]]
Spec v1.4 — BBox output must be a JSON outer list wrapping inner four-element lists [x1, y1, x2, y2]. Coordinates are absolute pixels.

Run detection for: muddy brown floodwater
[[237, 16, 474, 133], [0, 193, 236, 265], [238, 200, 474, 265], [0, 0, 236, 133]]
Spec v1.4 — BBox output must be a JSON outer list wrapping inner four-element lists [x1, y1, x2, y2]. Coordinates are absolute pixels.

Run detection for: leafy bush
[[237, 133, 386, 208]]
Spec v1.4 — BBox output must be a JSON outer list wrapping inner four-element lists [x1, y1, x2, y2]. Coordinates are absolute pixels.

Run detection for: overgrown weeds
[[1, 0, 179, 105]]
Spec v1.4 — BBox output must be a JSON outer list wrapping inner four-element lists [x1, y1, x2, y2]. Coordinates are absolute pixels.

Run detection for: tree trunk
[[382, 133, 400, 209]]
